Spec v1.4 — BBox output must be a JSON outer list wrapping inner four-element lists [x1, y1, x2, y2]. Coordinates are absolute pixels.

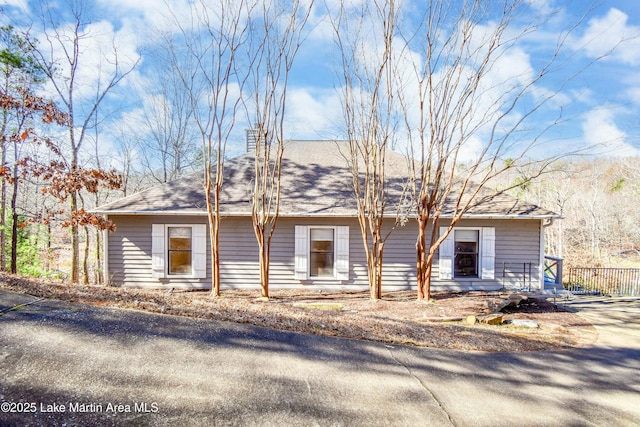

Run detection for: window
[[439, 227, 494, 280], [310, 228, 335, 277], [168, 227, 192, 275], [454, 229, 479, 278], [152, 224, 207, 279], [295, 225, 349, 280]]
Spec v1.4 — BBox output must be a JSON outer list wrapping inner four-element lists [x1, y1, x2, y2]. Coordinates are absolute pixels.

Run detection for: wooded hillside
[[499, 157, 640, 269]]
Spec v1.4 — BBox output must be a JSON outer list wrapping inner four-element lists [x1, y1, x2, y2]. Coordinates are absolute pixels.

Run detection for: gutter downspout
[[103, 214, 109, 285]]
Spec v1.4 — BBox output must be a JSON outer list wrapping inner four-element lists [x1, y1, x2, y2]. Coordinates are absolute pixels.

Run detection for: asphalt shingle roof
[[95, 140, 558, 218]]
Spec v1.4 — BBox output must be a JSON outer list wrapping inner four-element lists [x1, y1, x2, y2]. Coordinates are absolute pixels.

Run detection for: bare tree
[[0, 26, 44, 271], [331, 0, 402, 300], [169, 0, 258, 296], [396, 0, 597, 300], [0, 87, 69, 273], [510, 157, 640, 269], [244, 0, 313, 299], [112, 128, 140, 197], [33, 0, 138, 282], [129, 45, 200, 184]]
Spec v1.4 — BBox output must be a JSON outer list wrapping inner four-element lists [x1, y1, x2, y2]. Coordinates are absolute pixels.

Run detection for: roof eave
[[94, 209, 561, 220], [94, 210, 209, 216], [440, 213, 563, 220]]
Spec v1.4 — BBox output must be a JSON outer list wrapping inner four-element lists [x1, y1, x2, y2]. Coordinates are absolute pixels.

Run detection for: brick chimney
[[246, 128, 258, 153]]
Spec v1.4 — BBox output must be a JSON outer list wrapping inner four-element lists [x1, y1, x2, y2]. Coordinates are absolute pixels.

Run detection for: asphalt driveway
[[1, 290, 639, 426]]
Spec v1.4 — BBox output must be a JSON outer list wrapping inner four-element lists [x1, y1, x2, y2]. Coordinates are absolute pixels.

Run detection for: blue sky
[[1, 0, 640, 167]]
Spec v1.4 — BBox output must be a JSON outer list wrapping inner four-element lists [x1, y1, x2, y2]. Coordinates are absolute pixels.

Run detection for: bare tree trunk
[[423, 252, 436, 300], [415, 216, 428, 300], [45, 223, 52, 273], [0, 129, 6, 271], [70, 189, 79, 281], [374, 240, 384, 300], [1, 55, 11, 271], [247, 0, 312, 299], [205, 166, 221, 296], [83, 225, 89, 285], [9, 161, 18, 274], [257, 231, 269, 298], [331, 0, 400, 300], [417, 213, 442, 302], [94, 214, 102, 284], [251, 130, 285, 300]]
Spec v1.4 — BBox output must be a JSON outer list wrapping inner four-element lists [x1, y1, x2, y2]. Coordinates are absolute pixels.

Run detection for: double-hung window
[[309, 228, 335, 277], [168, 227, 192, 275], [453, 229, 479, 277], [152, 224, 207, 279], [295, 225, 349, 281], [439, 227, 495, 280]]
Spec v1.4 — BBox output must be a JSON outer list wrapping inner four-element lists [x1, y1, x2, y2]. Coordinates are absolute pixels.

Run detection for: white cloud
[[96, 0, 192, 35], [322, 0, 367, 12], [568, 88, 594, 105], [0, 0, 28, 12], [35, 19, 141, 103], [629, 87, 640, 105], [525, 0, 555, 15], [456, 135, 485, 164], [284, 87, 343, 140], [96, 0, 259, 42], [620, 71, 640, 105], [571, 8, 640, 65], [582, 108, 640, 157]]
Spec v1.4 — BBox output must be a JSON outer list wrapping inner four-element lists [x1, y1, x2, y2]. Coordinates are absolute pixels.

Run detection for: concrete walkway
[[562, 296, 640, 348], [1, 290, 639, 426]]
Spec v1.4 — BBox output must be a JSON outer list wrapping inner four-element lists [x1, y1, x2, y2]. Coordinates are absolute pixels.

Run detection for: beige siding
[[108, 216, 210, 289], [431, 219, 543, 291], [107, 215, 543, 292], [217, 217, 260, 287]]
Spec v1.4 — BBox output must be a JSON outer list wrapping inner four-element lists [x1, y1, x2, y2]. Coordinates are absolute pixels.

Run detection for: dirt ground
[[0, 273, 597, 352]]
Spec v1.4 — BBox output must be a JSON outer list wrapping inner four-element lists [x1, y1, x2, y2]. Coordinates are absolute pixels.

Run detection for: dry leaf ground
[[0, 273, 596, 352]]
